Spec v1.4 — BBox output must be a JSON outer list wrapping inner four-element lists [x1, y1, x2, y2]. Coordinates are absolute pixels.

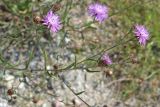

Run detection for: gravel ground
[[0, 34, 159, 107]]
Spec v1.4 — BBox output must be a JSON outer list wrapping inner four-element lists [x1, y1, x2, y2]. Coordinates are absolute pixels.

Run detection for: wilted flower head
[[88, 3, 108, 22], [133, 24, 149, 46], [101, 53, 112, 65], [43, 10, 61, 32]]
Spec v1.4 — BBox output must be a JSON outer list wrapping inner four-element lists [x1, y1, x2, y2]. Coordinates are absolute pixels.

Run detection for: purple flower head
[[88, 3, 108, 23], [43, 10, 61, 32], [101, 53, 112, 65], [133, 24, 149, 46]]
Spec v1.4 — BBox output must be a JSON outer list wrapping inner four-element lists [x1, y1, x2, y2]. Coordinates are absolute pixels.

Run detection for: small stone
[[5, 75, 14, 81], [52, 100, 65, 107], [4, 75, 14, 88], [103, 105, 108, 107], [18, 82, 25, 90], [43, 103, 51, 107], [0, 98, 11, 107], [72, 98, 82, 106]]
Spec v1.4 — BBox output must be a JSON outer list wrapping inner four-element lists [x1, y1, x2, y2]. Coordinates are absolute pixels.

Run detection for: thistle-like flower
[[133, 24, 149, 46], [88, 3, 108, 22], [101, 53, 112, 65], [43, 10, 61, 32]]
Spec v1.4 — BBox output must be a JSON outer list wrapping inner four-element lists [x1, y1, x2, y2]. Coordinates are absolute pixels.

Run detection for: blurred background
[[0, 0, 160, 107]]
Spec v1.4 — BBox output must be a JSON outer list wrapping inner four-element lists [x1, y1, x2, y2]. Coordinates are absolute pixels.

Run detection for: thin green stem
[[58, 74, 92, 107]]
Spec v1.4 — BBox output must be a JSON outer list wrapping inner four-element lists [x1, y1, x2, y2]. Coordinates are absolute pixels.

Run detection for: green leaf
[[75, 91, 85, 95], [85, 68, 100, 73]]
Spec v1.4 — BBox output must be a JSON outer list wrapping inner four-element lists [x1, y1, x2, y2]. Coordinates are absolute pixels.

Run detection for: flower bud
[[33, 16, 42, 24], [7, 89, 14, 96], [52, 3, 61, 12]]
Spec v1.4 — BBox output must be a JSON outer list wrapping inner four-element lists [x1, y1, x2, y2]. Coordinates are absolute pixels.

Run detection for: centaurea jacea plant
[[88, 3, 108, 23], [42, 10, 62, 33], [99, 53, 112, 66], [133, 24, 149, 46]]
